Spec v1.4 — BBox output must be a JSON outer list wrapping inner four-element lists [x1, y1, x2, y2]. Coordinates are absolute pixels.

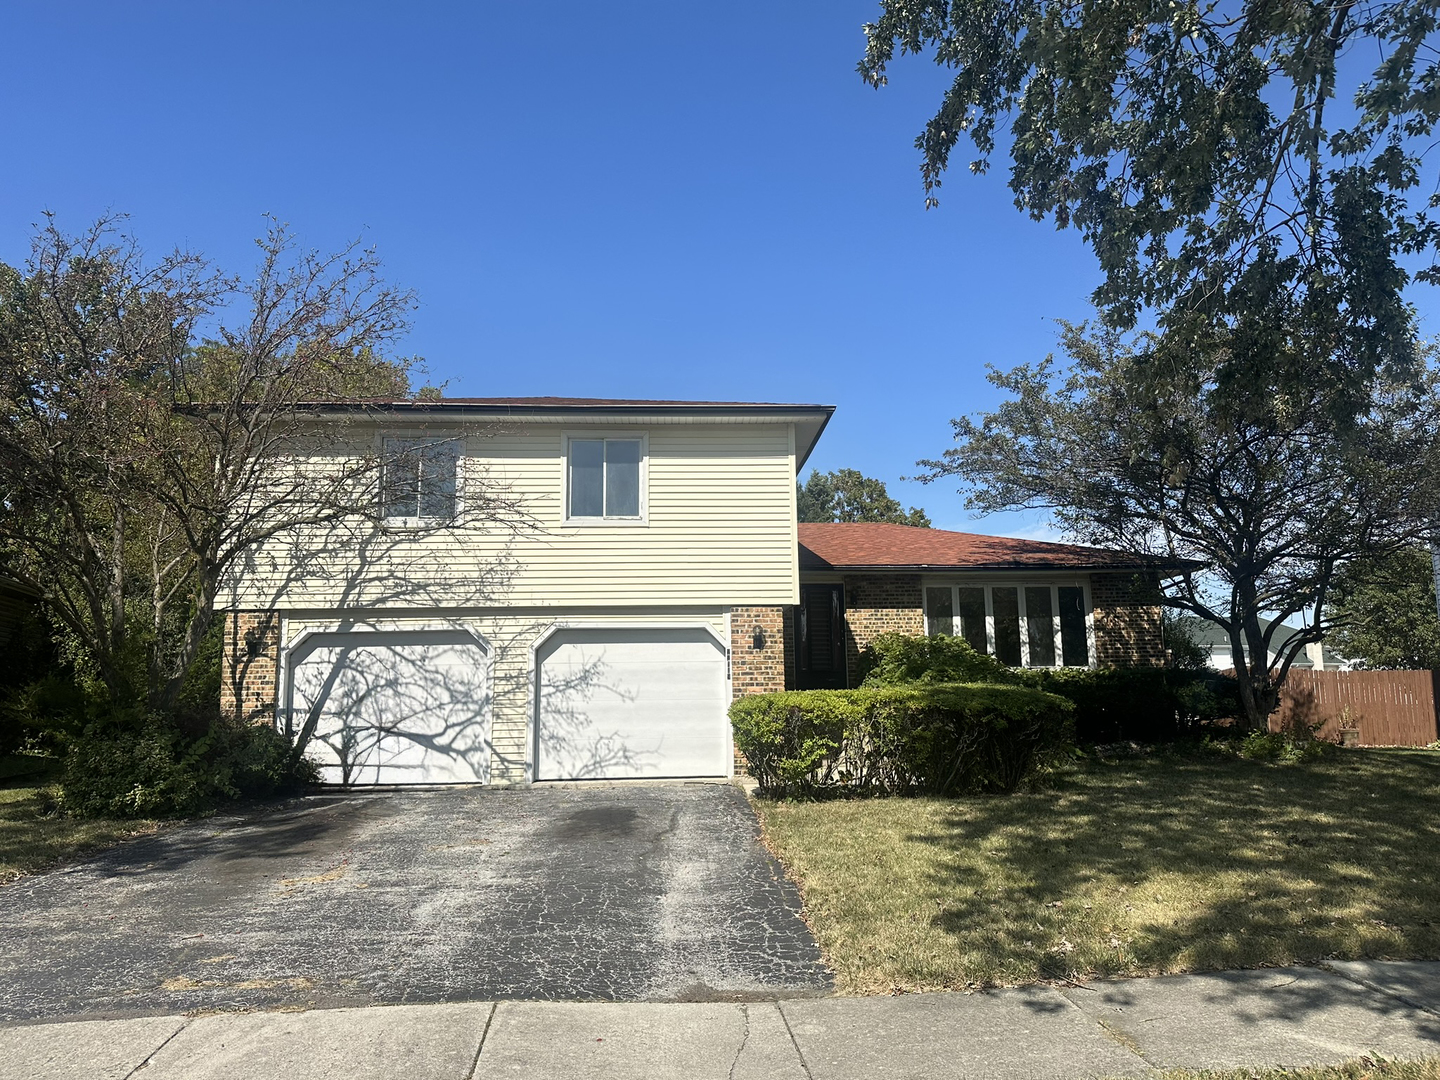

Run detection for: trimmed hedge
[[858, 633, 1241, 744], [729, 682, 1073, 797]]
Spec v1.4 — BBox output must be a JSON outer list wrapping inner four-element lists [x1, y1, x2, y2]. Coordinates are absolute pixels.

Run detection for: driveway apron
[[0, 784, 830, 1021]]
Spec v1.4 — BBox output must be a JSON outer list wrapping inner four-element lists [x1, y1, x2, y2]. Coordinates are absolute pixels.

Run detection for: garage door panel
[[289, 631, 490, 785], [536, 627, 728, 781]]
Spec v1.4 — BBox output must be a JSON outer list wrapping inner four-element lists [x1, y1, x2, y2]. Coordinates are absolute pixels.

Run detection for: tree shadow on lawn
[[908, 749, 1440, 984]]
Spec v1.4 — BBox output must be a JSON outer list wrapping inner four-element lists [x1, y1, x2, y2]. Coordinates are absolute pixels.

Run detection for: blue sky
[[2, 1, 1350, 540]]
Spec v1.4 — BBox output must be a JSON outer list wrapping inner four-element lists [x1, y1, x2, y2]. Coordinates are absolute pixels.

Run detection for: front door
[[796, 583, 847, 689]]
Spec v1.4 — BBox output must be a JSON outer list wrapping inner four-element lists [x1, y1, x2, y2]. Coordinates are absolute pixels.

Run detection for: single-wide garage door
[[535, 627, 728, 781], [288, 629, 490, 785]]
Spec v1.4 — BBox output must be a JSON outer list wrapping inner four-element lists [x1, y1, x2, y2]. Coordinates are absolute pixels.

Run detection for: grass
[[0, 755, 158, 884], [1138, 1060, 1440, 1080], [753, 746, 1440, 994]]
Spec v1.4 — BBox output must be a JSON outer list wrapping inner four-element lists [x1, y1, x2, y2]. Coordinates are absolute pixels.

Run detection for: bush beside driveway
[[754, 748, 1440, 994]]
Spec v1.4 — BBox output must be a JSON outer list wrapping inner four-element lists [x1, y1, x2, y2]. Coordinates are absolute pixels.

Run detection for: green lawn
[[754, 747, 1440, 994], [0, 756, 157, 884]]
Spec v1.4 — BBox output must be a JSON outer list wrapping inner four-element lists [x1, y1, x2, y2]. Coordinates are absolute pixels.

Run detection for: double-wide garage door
[[535, 627, 729, 781], [287, 624, 729, 785]]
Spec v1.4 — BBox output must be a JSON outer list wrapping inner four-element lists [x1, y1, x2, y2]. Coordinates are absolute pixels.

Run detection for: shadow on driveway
[[0, 784, 830, 1021]]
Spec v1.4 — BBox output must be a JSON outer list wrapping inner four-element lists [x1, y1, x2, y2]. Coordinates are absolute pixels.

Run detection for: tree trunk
[[156, 573, 218, 714]]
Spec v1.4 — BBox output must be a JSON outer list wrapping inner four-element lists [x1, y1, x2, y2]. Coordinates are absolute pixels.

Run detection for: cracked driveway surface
[[0, 783, 830, 1022]]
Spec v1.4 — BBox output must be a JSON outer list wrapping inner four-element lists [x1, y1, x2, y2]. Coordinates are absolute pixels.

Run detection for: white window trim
[[922, 577, 1096, 669], [379, 433, 463, 529], [561, 431, 649, 526]]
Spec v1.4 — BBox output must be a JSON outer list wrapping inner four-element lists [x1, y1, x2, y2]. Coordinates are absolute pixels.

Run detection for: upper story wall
[[220, 417, 802, 611]]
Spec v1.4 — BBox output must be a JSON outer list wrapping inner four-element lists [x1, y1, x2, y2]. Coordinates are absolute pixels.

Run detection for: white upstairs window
[[382, 437, 459, 522], [567, 436, 644, 521]]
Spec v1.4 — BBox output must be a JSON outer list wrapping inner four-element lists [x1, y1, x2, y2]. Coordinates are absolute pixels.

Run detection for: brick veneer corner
[[841, 574, 925, 687], [729, 606, 789, 775], [730, 606, 789, 698], [220, 611, 282, 725], [1090, 572, 1166, 667]]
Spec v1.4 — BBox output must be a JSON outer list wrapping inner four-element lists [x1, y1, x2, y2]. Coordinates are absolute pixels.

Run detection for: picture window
[[923, 582, 1092, 668]]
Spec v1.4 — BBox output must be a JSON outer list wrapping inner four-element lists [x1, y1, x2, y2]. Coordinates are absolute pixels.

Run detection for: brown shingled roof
[[798, 522, 1200, 573]]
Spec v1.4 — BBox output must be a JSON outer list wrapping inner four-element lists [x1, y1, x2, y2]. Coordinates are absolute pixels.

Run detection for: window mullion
[[1052, 584, 1064, 668], [984, 585, 995, 656], [1084, 584, 1097, 669], [1017, 585, 1031, 667], [408, 450, 422, 518]]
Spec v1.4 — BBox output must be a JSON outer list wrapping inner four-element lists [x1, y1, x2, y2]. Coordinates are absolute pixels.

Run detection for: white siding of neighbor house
[[220, 420, 800, 612], [279, 609, 730, 785]]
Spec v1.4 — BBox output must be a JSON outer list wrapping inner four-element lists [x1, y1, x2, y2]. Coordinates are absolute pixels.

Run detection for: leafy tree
[[1330, 545, 1440, 669], [0, 216, 523, 741], [917, 322, 1440, 727], [859, 1, 1438, 415], [798, 468, 932, 526], [1161, 612, 1212, 672]]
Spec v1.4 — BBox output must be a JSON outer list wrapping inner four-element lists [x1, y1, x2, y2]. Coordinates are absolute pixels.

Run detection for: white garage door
[[535, 627, 729, 781], [287, 629, 490, 785]]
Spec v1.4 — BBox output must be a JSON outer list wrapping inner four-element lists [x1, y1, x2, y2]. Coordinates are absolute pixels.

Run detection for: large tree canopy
[[918, 323, 1440, 726], [1329, 544, 1440, 668], [861, 1, 1439, 414], [798, 468, 932, 526], [0, 216, 518, 722]]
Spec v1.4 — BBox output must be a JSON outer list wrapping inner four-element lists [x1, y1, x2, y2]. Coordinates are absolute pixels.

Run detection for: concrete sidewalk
[[3, 961, 1437, 1080]]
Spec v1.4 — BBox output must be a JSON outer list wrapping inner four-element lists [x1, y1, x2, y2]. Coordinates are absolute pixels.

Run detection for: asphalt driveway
[[0, 783, 830, 1022]]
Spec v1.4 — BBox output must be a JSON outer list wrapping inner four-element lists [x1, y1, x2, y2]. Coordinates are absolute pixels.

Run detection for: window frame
[[379, 433, 463, 528], [562, 431, 649, 526], [921, 577, 1097, 669]]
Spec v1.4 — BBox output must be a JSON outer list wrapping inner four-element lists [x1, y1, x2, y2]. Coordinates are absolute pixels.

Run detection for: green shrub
[[730, 682, 1073, 797], [858, 632, 1016, 687], [1237, 729, 1335, 764], [1015, 666, 1240, 743], [860, 633, 1241, 744], [61, 712, 316, 818]]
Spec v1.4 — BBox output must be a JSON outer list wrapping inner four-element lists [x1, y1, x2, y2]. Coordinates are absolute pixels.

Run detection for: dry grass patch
[[754, 748, 1440, 994], [0, 757, 158, 884], [1142, 1058, 1440, 1080]]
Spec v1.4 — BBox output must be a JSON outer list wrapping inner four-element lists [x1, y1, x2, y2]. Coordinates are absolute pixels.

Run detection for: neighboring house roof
[[0, 576, 39, 598], [252, 397, 837, 471], [797, 522, 1201, 573], [1179, 615, 1347, 670]]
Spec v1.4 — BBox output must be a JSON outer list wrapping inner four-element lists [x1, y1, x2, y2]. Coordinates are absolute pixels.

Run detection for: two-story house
[[219, 398, 1176, 786]]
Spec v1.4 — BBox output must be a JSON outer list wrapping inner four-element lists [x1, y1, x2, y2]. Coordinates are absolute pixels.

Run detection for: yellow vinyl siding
[[222, 422, 798, 611]]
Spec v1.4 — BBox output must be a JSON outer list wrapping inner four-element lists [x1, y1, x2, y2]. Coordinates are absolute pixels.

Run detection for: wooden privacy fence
[[1273, 669, 1440, 747]]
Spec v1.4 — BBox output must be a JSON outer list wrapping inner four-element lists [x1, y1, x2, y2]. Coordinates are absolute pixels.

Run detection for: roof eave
[[800, 560, 1206, 574]]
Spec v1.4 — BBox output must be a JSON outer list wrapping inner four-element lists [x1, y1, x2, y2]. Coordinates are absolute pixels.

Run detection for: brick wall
[[840, 574, 925, 686], [220, 610, 282, 725], [730, 606, 789, 698], [729, 605, 790, 776], [1091, 572, 1166, 667]]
